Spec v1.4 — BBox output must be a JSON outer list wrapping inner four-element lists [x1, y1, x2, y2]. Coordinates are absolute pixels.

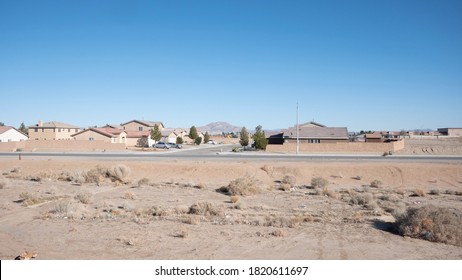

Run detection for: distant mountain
[[198, 122, 242, 135]]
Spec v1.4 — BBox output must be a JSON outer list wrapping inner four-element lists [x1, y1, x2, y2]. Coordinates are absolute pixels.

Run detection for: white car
[[207, 140, 217, 145]]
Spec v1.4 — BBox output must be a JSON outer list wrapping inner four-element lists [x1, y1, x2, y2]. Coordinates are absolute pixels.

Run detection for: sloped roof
[[121, 120, 164, 128], [29, 121, 80, 129], [284, 127, 349, 139], [71, 127, 125, 138], [365, 133, 382, 139], [161, 129, 177, 137], [0, 126, 29, 137], [125, 130, 150, 138]]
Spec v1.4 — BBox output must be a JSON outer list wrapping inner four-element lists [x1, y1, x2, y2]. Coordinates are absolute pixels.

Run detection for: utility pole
[[296, 102, 299, 155]]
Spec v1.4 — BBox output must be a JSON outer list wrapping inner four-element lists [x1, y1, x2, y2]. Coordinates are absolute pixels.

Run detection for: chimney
[[38, 120, 43, 127]]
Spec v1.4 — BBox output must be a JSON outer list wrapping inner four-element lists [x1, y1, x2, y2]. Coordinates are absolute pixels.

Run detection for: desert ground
[[0, 155, 461, 260]]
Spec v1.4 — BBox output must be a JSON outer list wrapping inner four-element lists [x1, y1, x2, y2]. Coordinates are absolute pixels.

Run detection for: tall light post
[[296, 102, 299, 155]]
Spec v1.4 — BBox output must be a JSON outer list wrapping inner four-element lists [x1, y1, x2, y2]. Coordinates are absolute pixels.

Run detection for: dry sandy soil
[[0, 156, 461, 260]]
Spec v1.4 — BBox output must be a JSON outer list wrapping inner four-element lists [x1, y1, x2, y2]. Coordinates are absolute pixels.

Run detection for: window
[[308, 139, 320, 143], [42, 128, 45, 132], [75, 129, 78, 132], [58, 128, 61, 132], [68, 129, 71, 132], [34, 128, 38, 132], [89, 137, 95, 141], [139, 127, 143, 131]]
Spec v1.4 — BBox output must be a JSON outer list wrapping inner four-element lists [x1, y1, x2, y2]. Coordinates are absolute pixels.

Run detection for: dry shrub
[[271, 229, 287, 237], [150, 206, 170, 217], [322, 187, 338, 199], [429, 189, 440, 195], [182, 215, 200, 225], [264, 215, 304, 228], [137, 177, 150, 187], [394, 205, 462, 246], [349, 191, 379, 210], [370, 180, 383, 188], [188, 202, 223, 216], [107, 165, 131, 183], [279, 184, 292, 192], [352, 175, 363, 181], [19, 192, 43, 206], [220, 176, 260, 196], [0, 180, 6, 189], [52, 201, 71, 216], [123, 192, 135, 200], [311, 177, 329, 188], [175, 228, 189, 239], [74, 192, 92, 204], [412, 187, 426, 197], [282, 175, 296, 187], [230, 195, 240, 204]]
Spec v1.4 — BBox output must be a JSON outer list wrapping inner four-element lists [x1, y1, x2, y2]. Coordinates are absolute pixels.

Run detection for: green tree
[[189, 126, 199, 141], [203, 132, 210, 143], [176, 136, 184, 145], [239, 127, 249, 147], [150, 124, 162, 145], [18, 122, 28, 135], [195, 137, 202, 145], [252, 125, 268, 150], [0, 122, 4, 126]]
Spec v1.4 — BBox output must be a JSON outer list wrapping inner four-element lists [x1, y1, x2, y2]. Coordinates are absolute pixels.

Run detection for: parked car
[[207, 140, 217, 145], [153, 142, 170, 149], [168, 142, 183, 149]]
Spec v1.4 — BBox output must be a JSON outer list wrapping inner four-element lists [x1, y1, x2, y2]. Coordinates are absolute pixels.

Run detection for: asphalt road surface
[[1, 144, 462, 163]]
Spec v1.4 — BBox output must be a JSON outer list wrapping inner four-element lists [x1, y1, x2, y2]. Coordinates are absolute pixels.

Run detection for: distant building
[[0, 126, 28, 142], [365, 133, 383, 143], [28, 120, 80, 140], [267, 122, 349, 144], [121, 120, 165, 147], [437, 128, 462, 137], [72, 127, 127, 144]]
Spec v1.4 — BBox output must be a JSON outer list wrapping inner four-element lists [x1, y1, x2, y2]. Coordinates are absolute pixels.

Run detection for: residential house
[[279, 122, 349, 144], [0, 126, 29, 142], [28, 121, 81, 140], [161, 129, 178, 144], [121, 120, 164, 132], [437, 128, 462, 137], [121, 120, 165, 147], [71, 127, 127, 144], [365, 133, 383, 143]]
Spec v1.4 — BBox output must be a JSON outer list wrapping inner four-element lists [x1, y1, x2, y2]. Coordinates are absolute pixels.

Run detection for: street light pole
[[296, 102, 299, 155]]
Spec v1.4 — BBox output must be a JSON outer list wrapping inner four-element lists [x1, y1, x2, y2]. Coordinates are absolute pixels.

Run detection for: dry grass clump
[[412, 187, 426, 197], [74, 192, 92, 204], [394, 205, 462, 246], [279, 184, 292, 192], [322, 187, 339, 199], [0, 180, 6, 189], [428, 189, 440, 195], [370, 180, 383, 188], [271, 229, 287, 237], [282, 175, 296, 186], [188, 202, 224, 216], [311, 177, 329, 188], [51, 201, 71, 216], [137, 177, 150, 187], [264, 215, 305, 228], [219, 176, 260, 196], [107, 165, 131, 184], [123, 191, 136, 200], [175, 228, 189, 239], [349, 191, 379, 210], [18, 192, 44, 206], [182, 215, 201, 225], [230, 195, 240, 204]]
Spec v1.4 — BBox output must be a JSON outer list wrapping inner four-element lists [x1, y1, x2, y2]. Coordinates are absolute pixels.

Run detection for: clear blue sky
[[1, 0, 461, 132]]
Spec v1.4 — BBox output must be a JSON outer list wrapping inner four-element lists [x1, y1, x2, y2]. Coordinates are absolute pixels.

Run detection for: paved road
[[1, 144, 462, 163]]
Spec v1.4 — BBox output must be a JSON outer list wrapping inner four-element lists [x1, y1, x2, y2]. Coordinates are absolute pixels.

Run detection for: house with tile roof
[[71, 127, 127, 144], [28, 120, 81, 140], [121, 120, 165, 147], [0, 126, 29, 142]]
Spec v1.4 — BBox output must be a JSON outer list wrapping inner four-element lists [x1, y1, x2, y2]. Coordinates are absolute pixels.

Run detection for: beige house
[[72, 127, 127, 144], [122, 120, 164, 132], [0, 126, 29, 142], [161, 129, 178, 143], [121, 120, 165, 147], [438, 128, 462, 137], [28, 121, 81, 140]]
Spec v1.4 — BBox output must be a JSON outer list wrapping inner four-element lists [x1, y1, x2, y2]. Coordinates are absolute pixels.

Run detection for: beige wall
[[266, 141, 404, 154], [448, 129, 462, 137], [0, 140, 126, 152], [29, 127, 80, 140]]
